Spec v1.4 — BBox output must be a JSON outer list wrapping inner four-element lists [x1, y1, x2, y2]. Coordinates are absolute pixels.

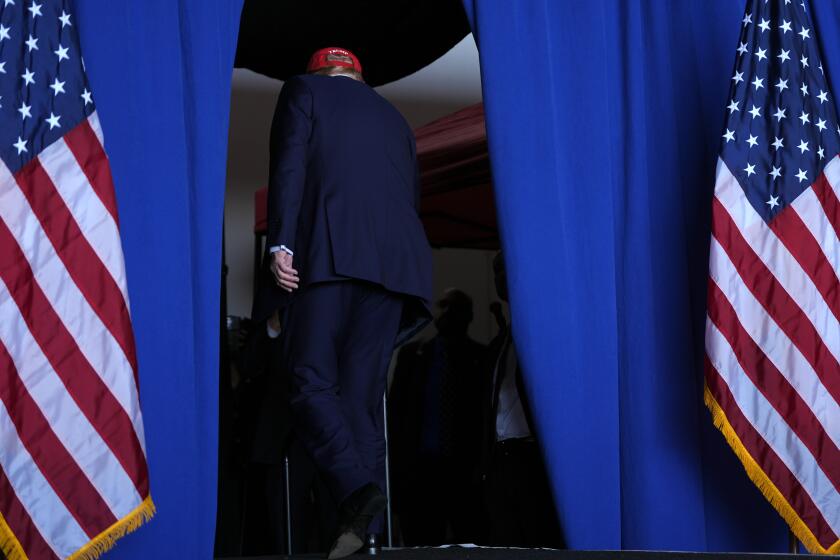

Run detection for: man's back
[[264, 74, 432, 309], [294, 74, 417, 210]]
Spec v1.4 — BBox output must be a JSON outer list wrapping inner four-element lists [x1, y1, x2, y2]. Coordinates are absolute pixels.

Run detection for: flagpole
[[788, 530, 799, 555], [383, 392, 394, 548], [284, 454, 293, 555]]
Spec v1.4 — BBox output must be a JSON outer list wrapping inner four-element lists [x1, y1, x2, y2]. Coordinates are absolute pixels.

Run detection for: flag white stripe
[[714, 158, 840, 363], [709, 236, 840, 449], [706, 321, 840, 534], [0, 399, 86, 558], [0, 277, 143, 519], [83, 112, 132, 314], [89, 111, 105, 149], [0, 160, 146, 453], [791, 156, 840, 288], [38, 137, 129, 303], [824, 154, 840, 202], [790, 187, 840, 287]]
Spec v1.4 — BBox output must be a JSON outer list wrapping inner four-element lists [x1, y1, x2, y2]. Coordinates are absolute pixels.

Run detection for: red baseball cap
[[306, 47, 363, 74]]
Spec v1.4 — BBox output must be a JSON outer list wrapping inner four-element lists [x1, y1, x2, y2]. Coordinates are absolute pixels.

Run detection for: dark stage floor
[[228, 546, 816, 560]]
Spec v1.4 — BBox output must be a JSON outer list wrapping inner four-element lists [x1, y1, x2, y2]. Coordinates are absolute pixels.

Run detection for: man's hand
[[271, 250, 299, 292]]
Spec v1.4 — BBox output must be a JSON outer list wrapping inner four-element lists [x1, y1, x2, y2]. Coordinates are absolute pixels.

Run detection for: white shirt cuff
[[269, 245, 294, 255]]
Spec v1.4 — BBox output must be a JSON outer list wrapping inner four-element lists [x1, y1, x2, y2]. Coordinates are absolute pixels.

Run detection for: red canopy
[[254, 102, 497, 249]]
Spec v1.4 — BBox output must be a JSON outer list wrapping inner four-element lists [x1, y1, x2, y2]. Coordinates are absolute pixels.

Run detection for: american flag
[[0, 1, 153, 559], [705, 0, 840, 554]]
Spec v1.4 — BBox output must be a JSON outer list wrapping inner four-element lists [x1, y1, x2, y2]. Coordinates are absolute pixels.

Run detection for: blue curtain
[[72, 1, 242, 558], [464, 0, 840, 552]]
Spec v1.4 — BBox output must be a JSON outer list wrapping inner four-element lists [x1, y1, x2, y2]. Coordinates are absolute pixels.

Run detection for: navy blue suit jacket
[[253, 74, 433, 340]]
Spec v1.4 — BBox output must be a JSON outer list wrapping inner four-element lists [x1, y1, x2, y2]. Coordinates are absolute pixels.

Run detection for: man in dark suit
[[481, 252, 564, 548], [252, 48, 432, 559]]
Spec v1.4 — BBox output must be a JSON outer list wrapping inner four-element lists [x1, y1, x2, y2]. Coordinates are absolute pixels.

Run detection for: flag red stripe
[[0, 466, 58, 560], [63, 119, 120, 228], [15, 158, 139, 377], [707, 279, 840, 492], [0, 342, 117, 538], [769, 202, 840, 323], [705, 357, 838, 548], [711, 197, 840, 404], [0, 219, 150, 498], [812, 174, 840, 243]]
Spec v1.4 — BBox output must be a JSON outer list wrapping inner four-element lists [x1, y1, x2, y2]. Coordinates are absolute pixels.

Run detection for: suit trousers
[[283, 280, 402, 531]]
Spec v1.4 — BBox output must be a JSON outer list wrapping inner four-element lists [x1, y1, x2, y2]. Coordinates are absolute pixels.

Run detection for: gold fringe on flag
[[705, 385, 840, 555], [0, 510, 27, 560], [68, 495, 156, 560], [0, 495, 155, 560]]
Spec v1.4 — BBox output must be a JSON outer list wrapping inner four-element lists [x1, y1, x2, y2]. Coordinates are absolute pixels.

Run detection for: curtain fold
[[464, 0, 840, 551], [73, 1, 242, 557]]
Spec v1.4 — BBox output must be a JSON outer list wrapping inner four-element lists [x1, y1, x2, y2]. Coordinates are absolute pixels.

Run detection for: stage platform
[[231, 546, 814, 560]]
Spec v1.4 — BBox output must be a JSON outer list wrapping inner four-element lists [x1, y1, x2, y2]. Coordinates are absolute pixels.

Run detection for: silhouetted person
[[389, 289, 487, 546], [481, 253, 564, 548]]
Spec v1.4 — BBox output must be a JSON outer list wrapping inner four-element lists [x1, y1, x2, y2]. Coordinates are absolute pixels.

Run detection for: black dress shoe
[[327, 483, 387, 559]]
